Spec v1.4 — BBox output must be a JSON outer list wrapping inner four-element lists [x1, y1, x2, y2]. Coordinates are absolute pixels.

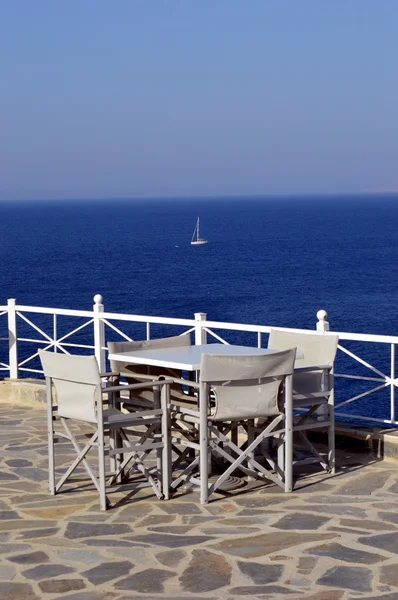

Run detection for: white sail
[[191, 217, 208, 245]]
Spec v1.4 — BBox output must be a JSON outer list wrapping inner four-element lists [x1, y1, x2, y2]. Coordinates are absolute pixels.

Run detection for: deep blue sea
[[1, 194, 398, 422]]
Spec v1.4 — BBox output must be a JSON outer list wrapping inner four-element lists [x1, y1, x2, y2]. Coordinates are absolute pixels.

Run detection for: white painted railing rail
[[1, 296, 397, 428]]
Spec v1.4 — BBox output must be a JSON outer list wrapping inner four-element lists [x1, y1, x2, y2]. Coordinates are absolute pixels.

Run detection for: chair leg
[[284, 374, 293, 493], [247, 420, 256, 481], [161, 384, 170, 500], [328, 402, 335, 474], [46, 378, 55, 496], [97, 424, 108, 511], [199, 382, 209, 504]]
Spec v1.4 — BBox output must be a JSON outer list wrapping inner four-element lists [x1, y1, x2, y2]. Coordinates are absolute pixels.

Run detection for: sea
[[1, 194, 398, 423]]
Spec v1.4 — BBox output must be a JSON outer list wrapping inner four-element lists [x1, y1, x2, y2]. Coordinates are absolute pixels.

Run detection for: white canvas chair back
[[200, 349, 296, 421], [108, 334, 191, 376], [268, 330, 338, 368], [39, 350, 101, 423], [268, 330, 338, 395], [108, 335, 192, 402]]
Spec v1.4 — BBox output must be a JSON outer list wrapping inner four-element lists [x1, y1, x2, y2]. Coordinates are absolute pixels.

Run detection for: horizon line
[[1, 190, 398, 203]]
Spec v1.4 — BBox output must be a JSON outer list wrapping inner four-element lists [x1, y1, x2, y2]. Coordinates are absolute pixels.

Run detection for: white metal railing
[[1, 296, 397, 428]]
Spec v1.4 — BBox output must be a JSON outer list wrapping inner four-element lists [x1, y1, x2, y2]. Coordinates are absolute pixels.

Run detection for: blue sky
[[1, 1, 398, 200]]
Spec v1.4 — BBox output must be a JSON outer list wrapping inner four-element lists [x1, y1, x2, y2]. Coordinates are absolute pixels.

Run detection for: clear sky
[[1, 1, 398, 200]]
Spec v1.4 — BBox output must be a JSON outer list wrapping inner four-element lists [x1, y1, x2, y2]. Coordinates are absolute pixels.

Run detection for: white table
[[108, 343, 292, 503], [108, 343, 276, 371]]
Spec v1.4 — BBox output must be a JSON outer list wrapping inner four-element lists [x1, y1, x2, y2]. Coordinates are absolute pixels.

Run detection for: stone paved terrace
[[2, 399, 398, 600]]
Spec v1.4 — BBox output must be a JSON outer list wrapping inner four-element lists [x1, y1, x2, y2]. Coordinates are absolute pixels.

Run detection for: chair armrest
[[164, 376, 200, 390], [100, 371, 120, 378], [103, 379, 174, 394], [294, 365, 332, 373], [123, 372, 167, 381]]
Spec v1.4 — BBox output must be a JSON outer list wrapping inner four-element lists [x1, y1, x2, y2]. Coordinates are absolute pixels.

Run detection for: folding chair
[[268, 329, 339, 475], [39, 350, 171, 510], [108, 334, 193, 408], [108, 335, 198, 475], [169, 349, 296, 503]]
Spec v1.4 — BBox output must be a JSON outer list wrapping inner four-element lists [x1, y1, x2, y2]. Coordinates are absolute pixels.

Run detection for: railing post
[[316, 309, 329, 332], [194, 312, 207, 345], [93, 294, 105, 372], [8, 298, 18, 379], [316, 309, 330, 420]]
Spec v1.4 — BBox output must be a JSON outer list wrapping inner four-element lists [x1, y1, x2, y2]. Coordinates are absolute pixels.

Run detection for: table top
[[108, 343, 276, 371]]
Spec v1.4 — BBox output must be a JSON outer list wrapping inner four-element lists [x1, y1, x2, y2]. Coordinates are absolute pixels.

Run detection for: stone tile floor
[[2, 401, 398, 600]]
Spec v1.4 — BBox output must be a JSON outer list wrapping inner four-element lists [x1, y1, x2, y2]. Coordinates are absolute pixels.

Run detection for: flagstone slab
[[20, 505, 83, 518], [271, 512, 330, 530], [387, 481, 398, 493], [7, 550, 49, 564], [237, 560, 283, 584], [179, 549, 231, 592], [294, 591, 344, 600], [358, 531, 398, 553], [115, 597, 217, 600], [107, 547, 151, 563], [65, 522, 132, 539], [347, 594, 398, 600], [53, 593, 117, 600], [56, 549, 108, 564], [112, 503, 154, 519], [305, 494, 376, 504], [297, 556, 318, 574], [0, 581, 39, 598], [0, 471, 18, 481], [212, 532, 338, 558], [18, 527, 61, 539], [5, 459, 33, 467], [114, 568, 177, 593], [199, 526, 261, 535], [148, 525, 194, 534], [217, 516, 269, 526], [55, 590, 116, 600], [379, 563, 398, 586], [159, 502, 203, 515], [0, 565, 17, 580], [305, 542, 387, 564], [378, 511, 398, 524], [135, 514, 175, 527], [82, 561, 133, 585], [0, 509, 21, 519], [131, 533, 215, 548], [38, 578, 86, 593], [340, 517, 396, 531], [335, 471, 392, 495], [329, 525, 370, 535], [229, 584, 296, 594], [203, 502, 239, 515], [288, 504, 368, 518], [155, 549, 186, 567], [182, 515, 218, 525], [22, 563, 76, 580], [0, 543, 32, 555], [317, 566, 373, 591], [234, 496, 290, 508], [12, 467, 48, 481], [83, 538, 137, 548]]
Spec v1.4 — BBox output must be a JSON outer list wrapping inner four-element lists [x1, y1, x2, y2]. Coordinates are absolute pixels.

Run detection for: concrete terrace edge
[[1, 378, 398, 460]]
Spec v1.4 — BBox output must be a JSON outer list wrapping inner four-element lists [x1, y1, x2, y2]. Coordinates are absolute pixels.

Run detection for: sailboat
[[191, 217, 208, 246]]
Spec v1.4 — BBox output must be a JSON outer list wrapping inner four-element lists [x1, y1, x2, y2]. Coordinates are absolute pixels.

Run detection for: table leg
[[199, 381, 208, 504], [284, 374, 293, 493]]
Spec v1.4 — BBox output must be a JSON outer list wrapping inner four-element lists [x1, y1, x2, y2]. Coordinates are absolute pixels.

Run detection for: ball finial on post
[[93, 294, 103, 305], [316, 309, 329, 332]]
